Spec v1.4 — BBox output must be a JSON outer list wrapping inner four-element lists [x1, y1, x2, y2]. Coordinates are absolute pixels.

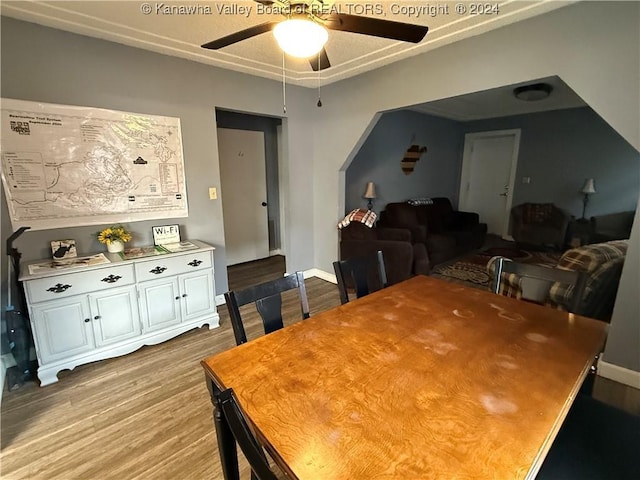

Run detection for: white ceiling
[[409, 76, 587, 121], [1, 0, 576, 88]]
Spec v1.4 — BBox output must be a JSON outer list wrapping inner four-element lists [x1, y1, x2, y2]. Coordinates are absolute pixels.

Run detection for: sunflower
[[97, 225, 132, 244]]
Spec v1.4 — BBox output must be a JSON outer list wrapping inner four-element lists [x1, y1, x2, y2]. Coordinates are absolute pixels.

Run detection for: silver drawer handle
[[101, 274, 122, 283], [47, 283, 72, 293], [188, 259, 203, 267], [150, 266, 167, 275]]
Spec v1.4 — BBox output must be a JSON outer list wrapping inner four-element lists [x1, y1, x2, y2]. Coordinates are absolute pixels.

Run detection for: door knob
[[261, 202, 267, 206]]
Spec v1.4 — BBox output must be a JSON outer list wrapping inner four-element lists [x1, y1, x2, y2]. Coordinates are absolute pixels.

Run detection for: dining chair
[[537, 394, 640, 479], [493, 256, 600, 395], [218, 388, 279, 480], [333, 250, 388, 305], [224, 271, 310, 345], [492, 256, 587, 314]]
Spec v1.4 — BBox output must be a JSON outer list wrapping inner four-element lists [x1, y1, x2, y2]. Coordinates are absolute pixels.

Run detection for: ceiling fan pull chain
[[282, 50, 287, 114], [317, 54, 322, 107]]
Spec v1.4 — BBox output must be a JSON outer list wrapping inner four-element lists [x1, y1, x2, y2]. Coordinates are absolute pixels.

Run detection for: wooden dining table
[[201, 275, 608, 480]]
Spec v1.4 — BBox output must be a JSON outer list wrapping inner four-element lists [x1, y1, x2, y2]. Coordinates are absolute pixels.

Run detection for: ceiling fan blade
[[309, 48, 331, 71], [201, 22, 279, 49], [324, 13, 428, 43]]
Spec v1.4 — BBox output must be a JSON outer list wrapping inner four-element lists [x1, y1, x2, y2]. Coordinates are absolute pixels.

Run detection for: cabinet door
[[138, 278, 181, 332], [179, 270, 215, 322], [30, 297, 94, 364], [89, 286, 142, 347]]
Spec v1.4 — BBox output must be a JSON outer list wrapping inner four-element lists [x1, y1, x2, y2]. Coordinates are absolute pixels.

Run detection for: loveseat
[[339, 222, 430, 285], [378, 198, 487, 267], [489, 240, 627, 322], [590, 211, 635, 242]]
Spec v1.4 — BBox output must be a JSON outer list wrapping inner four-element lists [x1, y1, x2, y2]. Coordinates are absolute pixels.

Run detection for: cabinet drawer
[[135, 251, 212, 282], [25, 264, 136, 304]]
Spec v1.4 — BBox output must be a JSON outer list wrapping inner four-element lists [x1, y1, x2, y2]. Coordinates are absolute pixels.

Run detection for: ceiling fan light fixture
[[513, 83, 553, 101], [273, 19, 328, 58]]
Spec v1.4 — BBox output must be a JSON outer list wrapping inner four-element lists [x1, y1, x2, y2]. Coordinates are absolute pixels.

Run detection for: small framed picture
[[152, 224, 181, 245], [51, 239, 77, 259]]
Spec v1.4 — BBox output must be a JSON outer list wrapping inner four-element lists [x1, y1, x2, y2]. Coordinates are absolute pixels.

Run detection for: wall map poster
[[0, 99, 188, 230]]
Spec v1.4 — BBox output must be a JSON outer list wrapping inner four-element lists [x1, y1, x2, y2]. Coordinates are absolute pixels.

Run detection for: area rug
[[430, 247, 562, 290]]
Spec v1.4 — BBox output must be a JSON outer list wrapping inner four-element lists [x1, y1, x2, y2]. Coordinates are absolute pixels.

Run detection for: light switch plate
[[209, 187, 217, 200]]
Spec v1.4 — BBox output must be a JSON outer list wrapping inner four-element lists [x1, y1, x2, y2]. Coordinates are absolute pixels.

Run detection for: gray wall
[[465, 107, 640, 218], [0, 16, 315, 312], [345, 110, 464, 214], [215, 110, 282, 249]]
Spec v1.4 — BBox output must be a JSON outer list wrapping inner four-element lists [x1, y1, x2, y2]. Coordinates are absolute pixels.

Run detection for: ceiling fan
[[201, 0, 429, 71]]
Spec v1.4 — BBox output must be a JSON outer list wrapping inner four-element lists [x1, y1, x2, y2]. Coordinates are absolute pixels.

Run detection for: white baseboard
[[215, 294, 226, 306], [0, 356, 6, 404], [303, 268, 337, 284], [598, 358, 640, 389], [269, 249, 283, 256], [1, 353, 16, 404]]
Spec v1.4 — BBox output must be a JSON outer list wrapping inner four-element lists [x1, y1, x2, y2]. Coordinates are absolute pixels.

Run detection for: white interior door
[[459, 130, 521, 237], [218, 128, 269, 266]]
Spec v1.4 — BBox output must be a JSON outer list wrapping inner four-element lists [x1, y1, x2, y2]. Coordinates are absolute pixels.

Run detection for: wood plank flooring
[[1, 256, 340, 480], [1, 255, 638, 479]]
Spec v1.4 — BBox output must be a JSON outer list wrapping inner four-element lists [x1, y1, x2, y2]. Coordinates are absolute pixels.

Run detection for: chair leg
[[206, 377, 240, 480]]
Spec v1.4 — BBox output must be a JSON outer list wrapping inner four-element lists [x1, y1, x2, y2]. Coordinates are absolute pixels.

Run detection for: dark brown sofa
[[339, 223, 430, 285], [590, 210, 635, 242], [378, 198, 487, 267]]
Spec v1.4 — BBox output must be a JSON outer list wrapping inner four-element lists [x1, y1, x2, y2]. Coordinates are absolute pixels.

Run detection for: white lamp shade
[[581, 178, 596, 194], [273, 19, 328, 58], [363, 182, 376, 199]]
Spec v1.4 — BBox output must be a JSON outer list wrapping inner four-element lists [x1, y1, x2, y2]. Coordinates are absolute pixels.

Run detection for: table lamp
[[581, 178, 596, 219], [363, 182, 376, 211]]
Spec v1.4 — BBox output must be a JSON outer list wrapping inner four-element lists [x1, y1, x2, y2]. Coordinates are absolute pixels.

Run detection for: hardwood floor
[[1, 255, 637, 479], [0, 256, 340, 480]]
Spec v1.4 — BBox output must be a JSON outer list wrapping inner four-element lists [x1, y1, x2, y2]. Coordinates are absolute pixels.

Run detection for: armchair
[[339, 222, 430, 285], [510, 203, 570, 250]]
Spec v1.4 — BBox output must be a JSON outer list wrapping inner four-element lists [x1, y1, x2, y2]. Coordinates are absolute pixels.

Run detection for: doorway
[[458, 129, 521, 238], [217, 128, 269, 265], [216, 110, 284, 270]]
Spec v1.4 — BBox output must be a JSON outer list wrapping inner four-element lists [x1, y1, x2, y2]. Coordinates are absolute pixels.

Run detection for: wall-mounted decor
[[0, 98, 188, 231], [50, 239, 77, 260], [401, 145, 427, 175]]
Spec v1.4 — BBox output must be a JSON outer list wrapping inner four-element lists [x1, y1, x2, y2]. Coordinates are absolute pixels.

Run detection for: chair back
[[333, 251, 388, 305], [493, 256, 587, 313], [224, 271, 310, 345], [218, 388, 278, 480]]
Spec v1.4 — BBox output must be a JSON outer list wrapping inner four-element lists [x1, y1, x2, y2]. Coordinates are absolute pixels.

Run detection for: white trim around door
[[459, 129, 521, 238]]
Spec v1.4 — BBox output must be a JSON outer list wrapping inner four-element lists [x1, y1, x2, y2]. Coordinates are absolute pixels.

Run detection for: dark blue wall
[[465, 107, 640, 218], [346, 107, 639, 220], [345, 110, 464, 213]]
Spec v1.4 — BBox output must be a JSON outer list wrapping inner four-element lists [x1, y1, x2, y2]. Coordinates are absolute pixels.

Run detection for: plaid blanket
[[338, 209, 377, 229], [488, 240, 628, 312]]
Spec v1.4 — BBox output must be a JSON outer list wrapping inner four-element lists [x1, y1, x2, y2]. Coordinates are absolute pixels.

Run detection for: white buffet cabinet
[[19, 240, 219, 386]]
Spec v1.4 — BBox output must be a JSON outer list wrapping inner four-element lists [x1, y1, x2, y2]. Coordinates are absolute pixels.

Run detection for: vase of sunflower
[[97, 225, 132, 253]]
